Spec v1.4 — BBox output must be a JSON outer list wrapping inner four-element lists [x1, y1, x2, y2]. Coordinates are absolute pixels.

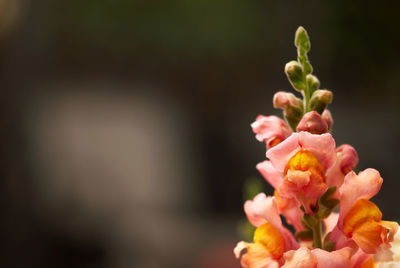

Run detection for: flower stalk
[[312, 219, 322, 249], [236, 26, 399, 268]]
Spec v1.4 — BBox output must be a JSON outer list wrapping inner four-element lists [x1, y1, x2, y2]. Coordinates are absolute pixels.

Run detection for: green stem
[[312, 218, 322, 249], [301, 76, 310, 113], [304, 88, 310, 113]]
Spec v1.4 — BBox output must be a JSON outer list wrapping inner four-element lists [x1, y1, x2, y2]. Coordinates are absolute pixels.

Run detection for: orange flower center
[[343, 199, 398, 254], [284, 150, 325, 180], [343, 199, 382, 236], [253, 222, 285, 259]]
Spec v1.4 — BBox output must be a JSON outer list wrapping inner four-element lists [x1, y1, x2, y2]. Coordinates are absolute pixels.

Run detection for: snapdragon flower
[[234, 26, 398, 268]]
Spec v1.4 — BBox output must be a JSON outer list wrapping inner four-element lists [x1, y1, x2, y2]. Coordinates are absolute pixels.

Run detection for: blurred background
[[1, 0, 400, 267]]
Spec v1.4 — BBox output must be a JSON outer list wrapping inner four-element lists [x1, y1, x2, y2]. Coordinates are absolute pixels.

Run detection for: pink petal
[[266, 133, 302, 173], [278, 178, 299, 199], [338, 169, 383, 228], [266, 132, 336, 173], [350, 248, 373, 268], [256, 160, 283, 189], [243, 193, 299, 251], [251, 115, 292, 147], [324, 212, 339, 236], [329, 226, 357, 251], [234, 241, 280, 268], [282, 247, 317, 268], [244, 193, 273, 227], [275, 194, 304, 231], [282, 206, 304, 231], [287, 170, 311, 188], [297, 132, 337, 170], [302, 174, 328, 199], [312, 247, 353, 268]]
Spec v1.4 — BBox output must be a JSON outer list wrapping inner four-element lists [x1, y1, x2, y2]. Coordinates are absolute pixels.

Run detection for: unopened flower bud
[[296, 111, 328, 134], [295, 26, 310, 53], [306, 74, 320, 95], [309, 89, 333, 114], [337, 144, 358, 175], [273, 91, 302, 110], [326, 144, 358, 189], [285, 61, 305, 91], [321, 109, 333, 131]]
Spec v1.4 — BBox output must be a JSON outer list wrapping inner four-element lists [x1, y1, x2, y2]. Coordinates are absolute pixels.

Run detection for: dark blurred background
[[1, 0, 400, 267]]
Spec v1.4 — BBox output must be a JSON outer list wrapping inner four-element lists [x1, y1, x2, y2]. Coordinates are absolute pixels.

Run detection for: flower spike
[[236, 26, 399, 268]]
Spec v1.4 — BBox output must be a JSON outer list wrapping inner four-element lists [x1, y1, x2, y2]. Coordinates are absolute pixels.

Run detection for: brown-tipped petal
[[296, 111, 328, 134]]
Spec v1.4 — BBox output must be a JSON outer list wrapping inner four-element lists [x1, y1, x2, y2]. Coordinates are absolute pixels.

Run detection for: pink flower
[[243, 193, 299, 250], [235, 194, 299, 268], [251, 115, 292, 149], [256, 160, 303, 231], [266, 132, 336, 173], [330, 169, 399, 254], [265, 132, 336, 213]]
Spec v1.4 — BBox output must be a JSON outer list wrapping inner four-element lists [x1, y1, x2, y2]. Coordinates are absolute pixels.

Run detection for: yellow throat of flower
[[284, 149, 325, 180], [343, 198, 398, 254], [253, 222, 285, 259]]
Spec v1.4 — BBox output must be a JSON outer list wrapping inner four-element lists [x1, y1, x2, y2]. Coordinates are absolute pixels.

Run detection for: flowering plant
[[234, 27, 399, 268]]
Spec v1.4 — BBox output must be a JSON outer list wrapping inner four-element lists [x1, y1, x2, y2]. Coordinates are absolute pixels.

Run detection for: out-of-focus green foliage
[[48, 0, 273, 58], [237, 177, 264, 241], [243, 176, 264, 201]]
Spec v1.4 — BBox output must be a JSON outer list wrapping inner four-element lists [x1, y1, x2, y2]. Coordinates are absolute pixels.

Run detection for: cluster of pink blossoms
[[234, 27, 399, 268]]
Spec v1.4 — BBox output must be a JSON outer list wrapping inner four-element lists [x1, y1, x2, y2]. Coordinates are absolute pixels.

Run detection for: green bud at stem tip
[[295, 26, 310, 52]]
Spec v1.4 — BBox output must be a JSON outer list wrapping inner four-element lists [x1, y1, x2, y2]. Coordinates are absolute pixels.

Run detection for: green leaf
[[323, 241, 336, 252], [321, 198, 339, 210], [317, 207, 335, 219], [320, 186, 337, 201], [323, 232, 336, 252], [302, 214, 317, 227]]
